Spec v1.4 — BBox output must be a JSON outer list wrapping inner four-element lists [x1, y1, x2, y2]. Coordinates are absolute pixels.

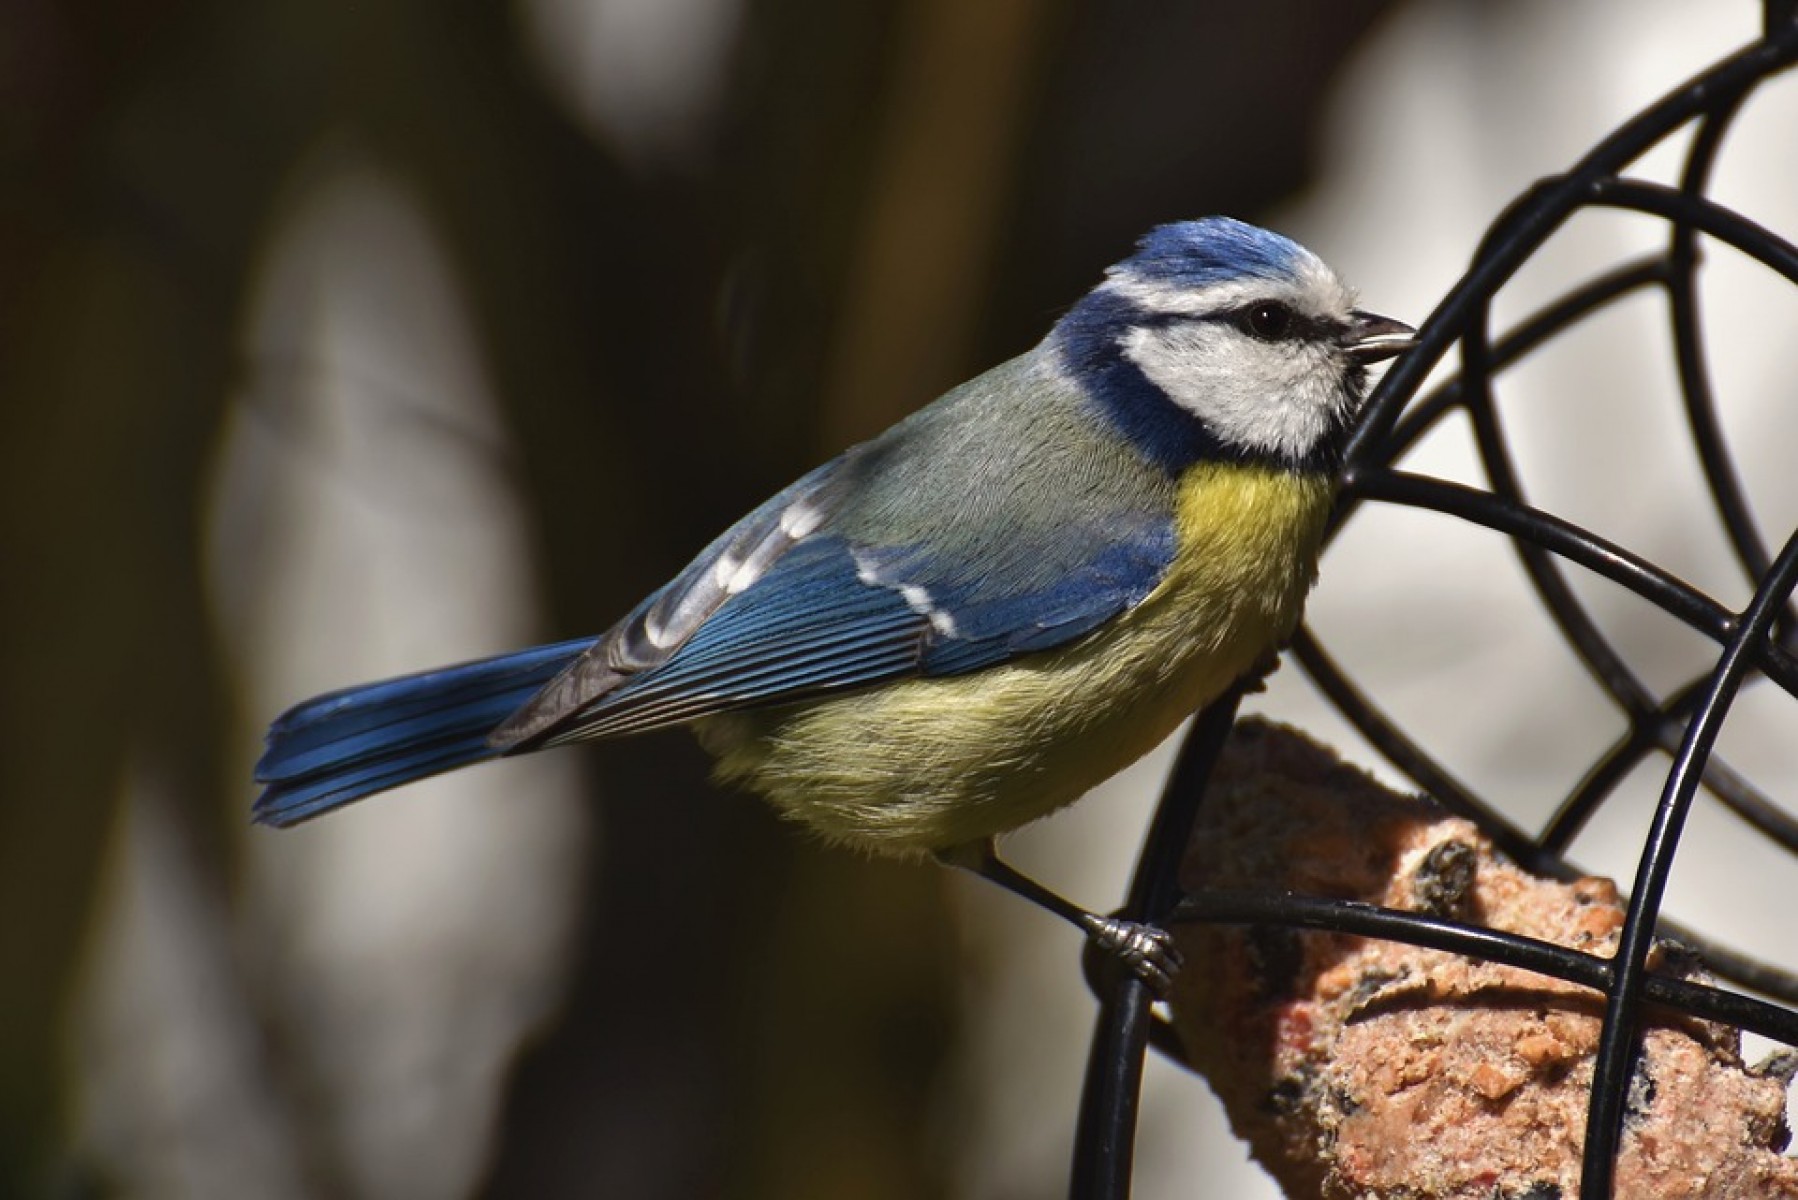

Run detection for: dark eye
[[1239, 301, 1296, 341]]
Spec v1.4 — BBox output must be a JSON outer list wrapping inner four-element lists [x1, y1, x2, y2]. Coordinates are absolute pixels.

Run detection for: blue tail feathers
[[252, 638, 595, 827]]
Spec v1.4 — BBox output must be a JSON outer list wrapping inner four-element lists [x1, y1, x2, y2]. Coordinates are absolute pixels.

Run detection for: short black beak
[[1341, 310, 1416, 363]]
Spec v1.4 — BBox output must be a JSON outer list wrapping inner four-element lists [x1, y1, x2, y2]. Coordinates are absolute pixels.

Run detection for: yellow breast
[[697, 465, 1335, 857]]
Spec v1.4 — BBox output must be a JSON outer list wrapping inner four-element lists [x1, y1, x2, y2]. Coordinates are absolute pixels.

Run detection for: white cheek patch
[[1121, 325, 1345, 460]]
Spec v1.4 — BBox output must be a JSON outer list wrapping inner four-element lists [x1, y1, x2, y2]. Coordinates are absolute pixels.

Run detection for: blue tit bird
[[253, 216, 1412, 986]]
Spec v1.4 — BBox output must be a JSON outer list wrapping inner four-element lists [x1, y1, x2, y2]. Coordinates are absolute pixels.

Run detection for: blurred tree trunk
[[0, 0, 1393, 1194], [0, 3, 321, 1193], [3, 0, 973, 1195]]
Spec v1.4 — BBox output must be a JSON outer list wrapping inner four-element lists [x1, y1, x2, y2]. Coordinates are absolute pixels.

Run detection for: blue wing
[[512, 511, 1175, 744]]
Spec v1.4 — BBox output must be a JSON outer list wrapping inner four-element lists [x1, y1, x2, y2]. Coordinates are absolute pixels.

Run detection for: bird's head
[[1052, 217, 1412, 475]]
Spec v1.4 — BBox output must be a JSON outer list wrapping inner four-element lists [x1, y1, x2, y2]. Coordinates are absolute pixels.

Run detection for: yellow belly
[[696, 466, 1334, 857]]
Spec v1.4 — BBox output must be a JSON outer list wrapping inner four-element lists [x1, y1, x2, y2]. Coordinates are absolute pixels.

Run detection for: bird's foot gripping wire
[[1077, 912, 1182, 996], [938, 839, 1184, 996]]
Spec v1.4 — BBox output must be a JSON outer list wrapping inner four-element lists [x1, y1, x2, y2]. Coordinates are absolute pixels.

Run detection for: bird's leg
[[936, 839, 1183, 995]]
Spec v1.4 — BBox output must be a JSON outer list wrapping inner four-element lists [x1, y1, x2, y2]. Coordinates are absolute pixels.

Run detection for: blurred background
[[4, 1, 1796, 1197]]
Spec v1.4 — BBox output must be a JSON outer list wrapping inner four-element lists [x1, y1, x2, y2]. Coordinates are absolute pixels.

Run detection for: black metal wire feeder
[[1072, 8, 1798, 1198]]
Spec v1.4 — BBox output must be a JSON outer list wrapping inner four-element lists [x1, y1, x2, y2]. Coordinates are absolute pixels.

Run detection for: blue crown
[[1115, 217, 1310, 290]]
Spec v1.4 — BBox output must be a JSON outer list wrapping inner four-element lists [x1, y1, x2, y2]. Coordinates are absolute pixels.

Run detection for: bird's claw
[[1084, 915, 1183, 995]]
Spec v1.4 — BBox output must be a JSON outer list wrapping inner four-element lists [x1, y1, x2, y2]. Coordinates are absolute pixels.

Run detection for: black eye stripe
[[1230, 302, 1336, 343]]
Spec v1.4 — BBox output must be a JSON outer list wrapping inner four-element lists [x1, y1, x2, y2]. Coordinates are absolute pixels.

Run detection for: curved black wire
[[1073, 14, 1798, 1200], [1669, 88, 1780, 600], [1071, 686, 1247, 1200], [1163, 891, 1798, 1050], [1582, 522, 1798, 1196], [1353, 470, 1798, 696], [1340, 24, 1798, 470]]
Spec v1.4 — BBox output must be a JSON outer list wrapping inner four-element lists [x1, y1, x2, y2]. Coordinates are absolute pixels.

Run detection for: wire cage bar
[[1074, 10, 1798, 1198]]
